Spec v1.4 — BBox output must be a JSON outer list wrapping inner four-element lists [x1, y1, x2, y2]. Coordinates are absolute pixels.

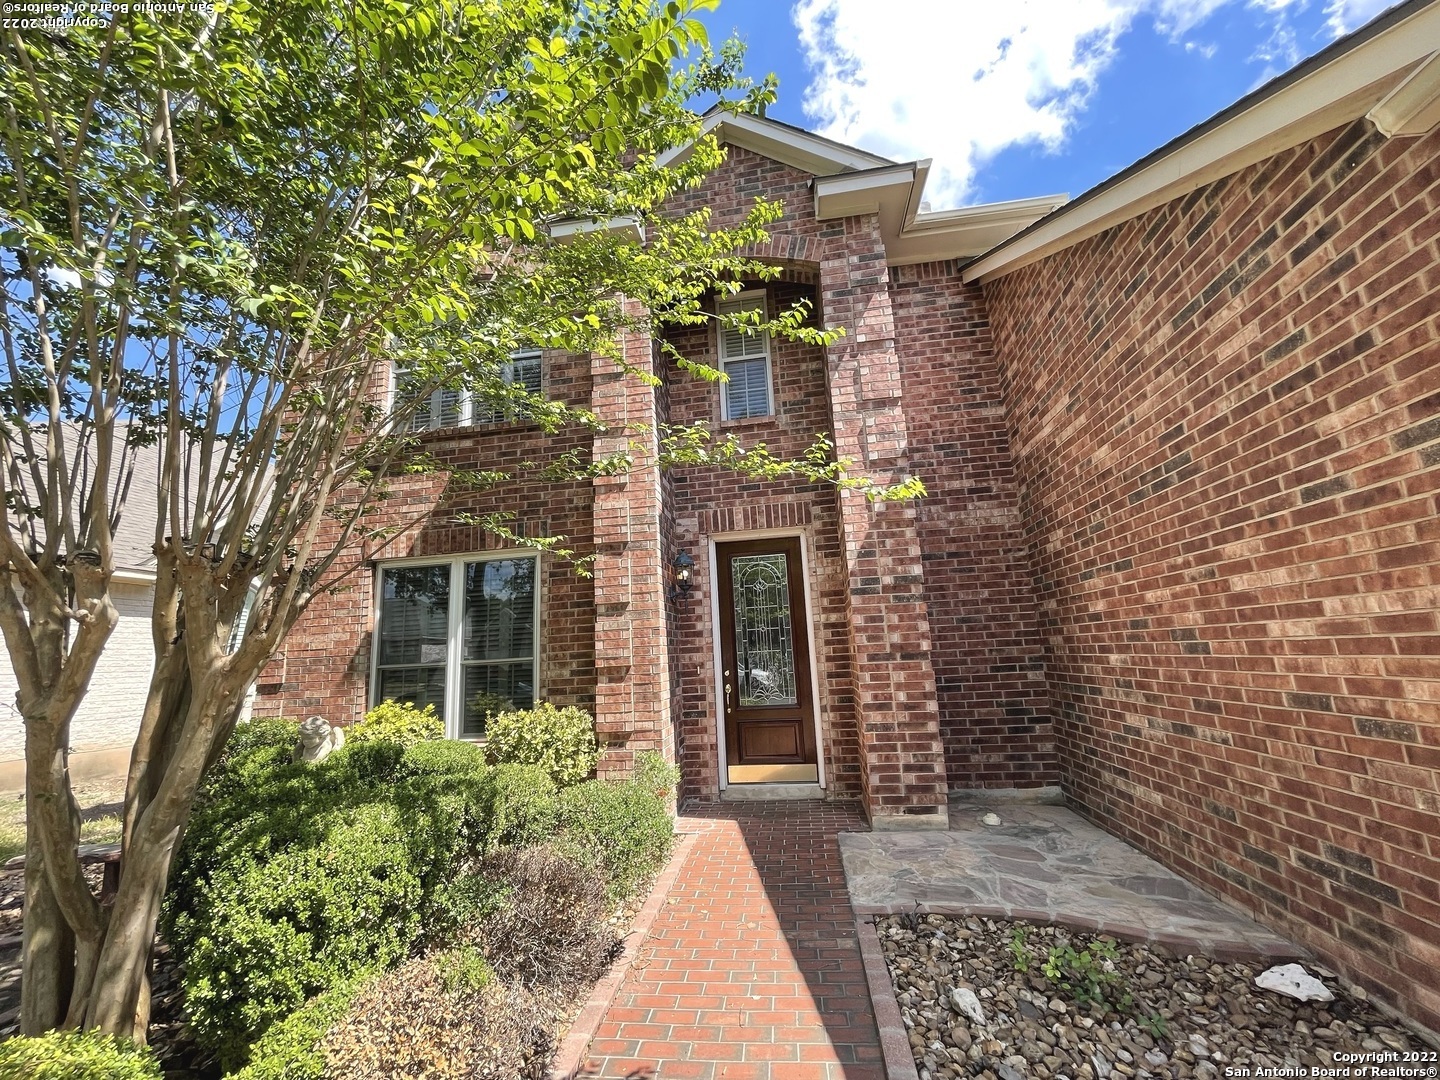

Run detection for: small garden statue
[[294, 715, 345, 764]]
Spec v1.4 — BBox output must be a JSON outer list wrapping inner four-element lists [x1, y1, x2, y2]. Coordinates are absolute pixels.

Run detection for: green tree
[[0, 0, 918, 1042]]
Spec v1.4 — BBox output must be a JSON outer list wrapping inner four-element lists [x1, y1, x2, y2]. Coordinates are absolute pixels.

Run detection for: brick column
[[822, 215, 948, 828], [590, 309, 674, 777]]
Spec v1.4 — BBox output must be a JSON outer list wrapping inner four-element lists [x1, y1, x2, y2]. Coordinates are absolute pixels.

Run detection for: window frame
[[716, 290, 774, 421], [390, 349, 544, 432], [369, 551, 542, 739]]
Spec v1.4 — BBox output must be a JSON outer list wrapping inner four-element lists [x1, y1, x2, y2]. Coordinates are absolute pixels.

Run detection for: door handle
[[724, 671, 731, 710]]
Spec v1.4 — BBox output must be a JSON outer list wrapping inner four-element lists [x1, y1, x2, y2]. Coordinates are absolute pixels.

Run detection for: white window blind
[[474, 350, 543, 424], [717, 292, 772, 420], [393, 350, 542, 431]]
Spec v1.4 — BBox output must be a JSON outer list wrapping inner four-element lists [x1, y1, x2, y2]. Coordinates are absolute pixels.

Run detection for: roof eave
[[963, 0, 1440, 284]]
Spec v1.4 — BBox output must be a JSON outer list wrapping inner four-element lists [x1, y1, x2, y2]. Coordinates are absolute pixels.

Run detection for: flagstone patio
[[840, 797, 1304, 961]]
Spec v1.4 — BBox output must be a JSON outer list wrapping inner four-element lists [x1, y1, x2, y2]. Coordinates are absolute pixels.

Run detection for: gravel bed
[[878, 913, 1429, 1080]]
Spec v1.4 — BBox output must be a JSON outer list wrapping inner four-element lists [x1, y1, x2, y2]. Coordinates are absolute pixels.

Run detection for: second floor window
[[395, 350, 543, 432], [717, 291, 773, 421]]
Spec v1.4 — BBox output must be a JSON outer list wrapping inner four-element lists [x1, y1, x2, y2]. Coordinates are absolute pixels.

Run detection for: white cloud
[[1323, 0, 1396, 37], [43, 267, 83, 291], [792, 0, 1308, 208]]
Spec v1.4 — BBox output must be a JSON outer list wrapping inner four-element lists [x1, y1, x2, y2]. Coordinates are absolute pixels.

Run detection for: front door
[[716, 538, 818, 784]]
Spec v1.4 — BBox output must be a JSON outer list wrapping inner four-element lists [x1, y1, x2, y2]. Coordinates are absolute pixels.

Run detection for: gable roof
[[963, 0, 1440, 282], [662, 106, 1067, 265]]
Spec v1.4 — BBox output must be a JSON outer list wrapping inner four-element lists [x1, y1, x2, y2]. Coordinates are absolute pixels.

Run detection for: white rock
[[981, 812, 1002, 826], [1254, 964, 1335, 1003], [951, 987, 987, 1026]]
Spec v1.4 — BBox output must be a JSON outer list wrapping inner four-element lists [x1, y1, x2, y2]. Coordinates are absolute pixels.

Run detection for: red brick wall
[[984, 119, 1440, 1032], [254, 350, 597, 725], [890, 260, 1055, 788]]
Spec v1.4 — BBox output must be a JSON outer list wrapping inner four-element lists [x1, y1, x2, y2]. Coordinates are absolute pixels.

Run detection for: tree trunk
[[83, 822, 182, 1036], [19, 846, 73, 1035]]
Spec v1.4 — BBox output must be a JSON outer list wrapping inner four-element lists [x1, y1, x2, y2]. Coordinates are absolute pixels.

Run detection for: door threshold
[[721, 782, 825, 802]]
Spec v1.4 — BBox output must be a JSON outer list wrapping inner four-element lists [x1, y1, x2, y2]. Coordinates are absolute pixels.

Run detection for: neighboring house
[[0, 433, 256, 791], [0, 437, 164, 791], [261, 0, 1440, 1036]]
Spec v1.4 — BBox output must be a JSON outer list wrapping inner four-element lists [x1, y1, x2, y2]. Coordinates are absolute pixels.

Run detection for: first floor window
[[372, 554, 538, 737]]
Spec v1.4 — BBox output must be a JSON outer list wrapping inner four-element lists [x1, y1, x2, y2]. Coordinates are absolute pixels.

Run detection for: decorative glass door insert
[[715, 537, 818, 784]]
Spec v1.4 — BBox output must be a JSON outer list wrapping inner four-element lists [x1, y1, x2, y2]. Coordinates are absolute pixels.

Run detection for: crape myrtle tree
[[0, 0, 923, 1042]]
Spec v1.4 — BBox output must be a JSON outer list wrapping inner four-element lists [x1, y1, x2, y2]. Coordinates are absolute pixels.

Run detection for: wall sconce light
[[670, 550, 695, 601]]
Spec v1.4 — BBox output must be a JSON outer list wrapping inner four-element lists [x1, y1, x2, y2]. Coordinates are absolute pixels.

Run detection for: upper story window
[[717, 291, 773, 421], [394, 350, 543, 432], [371, 553, 538, 738]]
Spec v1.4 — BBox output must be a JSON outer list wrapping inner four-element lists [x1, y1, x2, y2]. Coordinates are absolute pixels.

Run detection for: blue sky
[[697, 0, 1400, 209]]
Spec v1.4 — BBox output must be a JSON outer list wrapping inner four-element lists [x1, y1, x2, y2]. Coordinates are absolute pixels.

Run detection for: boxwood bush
[[227, 973, 372, 1080], [484, 702, 598, 787], [166, 721, 673, 1071], [164, 729, 548, 1069], [557, 755, 675, 901], [0, 1030, 161, 1080]]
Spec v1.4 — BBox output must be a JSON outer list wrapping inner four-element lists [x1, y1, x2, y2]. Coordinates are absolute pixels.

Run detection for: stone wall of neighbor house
[[889, 260, 1056, 789], [254, 350, 597, 727], [985, 119, 1440, 1033]]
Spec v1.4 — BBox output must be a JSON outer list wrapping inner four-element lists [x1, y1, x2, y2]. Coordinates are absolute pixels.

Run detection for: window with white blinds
[[393, 350, 542, 432], [717, 291, 773, 420], [372, 554, 538, 738], [473, 350, 543, 424]]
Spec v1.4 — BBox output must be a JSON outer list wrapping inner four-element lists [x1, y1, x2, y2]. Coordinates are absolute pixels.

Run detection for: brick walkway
[[578, 801, 885, 1080]]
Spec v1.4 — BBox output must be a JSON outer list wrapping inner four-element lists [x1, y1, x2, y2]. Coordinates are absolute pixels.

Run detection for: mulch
[[0, 866, 218, 1078]]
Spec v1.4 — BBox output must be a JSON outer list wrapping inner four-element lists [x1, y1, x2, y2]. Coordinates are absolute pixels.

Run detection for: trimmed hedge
[[557, 762, 674, 901], [167, 721, 674, 1072], [0, 1030, 161, 1080], [165, 728, 550, 1069], [227, 973, 371, 1080], [484, 702, 599, 787]]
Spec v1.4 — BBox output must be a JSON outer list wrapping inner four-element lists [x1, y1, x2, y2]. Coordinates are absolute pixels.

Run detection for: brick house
[[260, 0, 1440, 1033]]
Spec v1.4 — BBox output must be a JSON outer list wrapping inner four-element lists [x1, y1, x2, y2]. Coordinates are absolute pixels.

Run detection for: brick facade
[[257, 104, 1440, 1030], [889, 262, 1055, 788], [984, 119, 1440, 1033]]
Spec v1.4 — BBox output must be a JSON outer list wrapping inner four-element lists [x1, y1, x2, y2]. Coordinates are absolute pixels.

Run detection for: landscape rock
[[876, 915, 1426, 1079], [1255, 964, 1335, 1003]]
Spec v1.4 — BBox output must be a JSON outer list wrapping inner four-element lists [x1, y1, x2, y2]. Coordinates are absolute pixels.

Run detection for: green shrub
[[175, 803, 424, 1068], [228, 974, 370, 1080], [223, 717, 302, 763], [0, 1029, 161, 1080], [348, 700, 443, 747], [484, 702, 598, 787], [557, 776, 672, 901], [166, 733, 496, 1069], [479, 764, 559, 850], [633, 750, 680, 800]]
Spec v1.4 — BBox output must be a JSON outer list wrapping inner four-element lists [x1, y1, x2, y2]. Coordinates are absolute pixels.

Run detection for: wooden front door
[[716, 538, 818, 784]]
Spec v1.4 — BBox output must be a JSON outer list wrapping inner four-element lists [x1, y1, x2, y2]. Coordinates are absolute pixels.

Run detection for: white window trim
[[717, 290, 774, 421], [369, 551, 541, 739], [390, 349, 543, 432]]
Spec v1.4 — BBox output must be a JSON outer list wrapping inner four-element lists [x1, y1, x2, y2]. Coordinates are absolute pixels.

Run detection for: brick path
[[578, 801, 885, 1080]]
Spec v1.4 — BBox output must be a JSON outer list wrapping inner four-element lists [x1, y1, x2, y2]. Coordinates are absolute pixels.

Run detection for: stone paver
[[840, 798, 1303, 960], [578, 801, 886, 1080]]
